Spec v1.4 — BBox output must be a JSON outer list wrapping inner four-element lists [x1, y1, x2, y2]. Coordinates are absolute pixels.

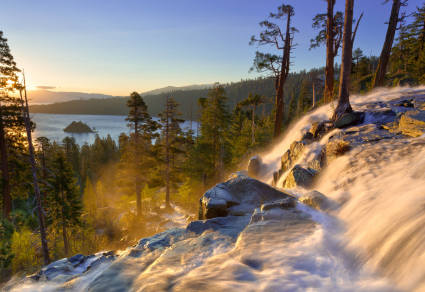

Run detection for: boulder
[[282, 165, 316, 189], [199, 175, 293, 219], [334, 111, 365, 129], [247, 156, 262, 177], [309, 121, 327, 138], [299, 191, 330, 210], [398, 110, 425, 137], [301, 131, 314, 143], [325, 139, 350, 164], [289, 140, 307, 161], [281, 150, 292, 172]]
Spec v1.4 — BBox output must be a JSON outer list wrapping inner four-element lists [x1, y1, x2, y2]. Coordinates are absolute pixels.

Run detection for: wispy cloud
[[36, 86, 56, 90]]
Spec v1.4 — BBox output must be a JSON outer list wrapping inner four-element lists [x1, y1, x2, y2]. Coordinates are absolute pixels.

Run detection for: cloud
[[36, 86, 56, 90]]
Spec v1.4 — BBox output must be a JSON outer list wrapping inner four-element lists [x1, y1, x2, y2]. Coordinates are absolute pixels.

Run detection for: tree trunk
[[165, 97, 170, 207], [20, 83, 50, 265], [273, 11, 292, 138], [373, 0, 401, 88], [324, 0, 336, 103], [0, 103, 11, 219], [134, 119, 142, 217], [333, 0, 354, 120], [61, 200, 69, 256], [251, 104, 256, 145]]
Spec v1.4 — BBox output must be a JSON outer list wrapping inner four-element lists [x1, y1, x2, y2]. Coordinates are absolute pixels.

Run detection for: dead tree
[[373, 0, 406, 87], [19, 72, 50, 265]]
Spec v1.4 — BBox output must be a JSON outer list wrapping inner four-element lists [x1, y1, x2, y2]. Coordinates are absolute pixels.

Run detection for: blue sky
[[0, 0, 423, 95]]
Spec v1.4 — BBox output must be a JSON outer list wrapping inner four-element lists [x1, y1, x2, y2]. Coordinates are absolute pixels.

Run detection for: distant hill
[[28, 84, 213, 105], [30, 70, 325, 120], [141, 84, 213, 96], [28, 90, 120, 104]]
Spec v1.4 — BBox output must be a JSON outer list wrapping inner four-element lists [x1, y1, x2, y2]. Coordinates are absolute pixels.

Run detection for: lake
[[32, 113, 197, 146]]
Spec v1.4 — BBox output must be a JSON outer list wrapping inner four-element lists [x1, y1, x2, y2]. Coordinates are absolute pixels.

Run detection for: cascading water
[[4, 86, 425, 292], [259, 85, 425, 291]]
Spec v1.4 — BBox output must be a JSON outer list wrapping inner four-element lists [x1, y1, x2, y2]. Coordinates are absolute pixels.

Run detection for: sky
[[0, 0, 423, 96]]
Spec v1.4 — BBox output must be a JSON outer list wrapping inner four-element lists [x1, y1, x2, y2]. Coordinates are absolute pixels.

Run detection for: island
[[63, 121, 95, 133]]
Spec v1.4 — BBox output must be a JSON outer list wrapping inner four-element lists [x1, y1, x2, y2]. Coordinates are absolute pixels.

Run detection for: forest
[[1, 0, 425, 284]]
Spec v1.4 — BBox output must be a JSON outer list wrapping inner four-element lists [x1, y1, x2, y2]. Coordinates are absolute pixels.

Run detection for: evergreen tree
[[239, 94, 266, 145], [197, 84, 230, 181], [250, 4, 296, 138], [158, 97, 184, 207], [0, 31, 22, 219], [46, 153, 82, 256], [125, 92, 158, 217]]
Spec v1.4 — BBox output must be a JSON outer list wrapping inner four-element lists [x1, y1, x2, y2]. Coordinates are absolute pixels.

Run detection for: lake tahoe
[[32, 113, 196, 146]]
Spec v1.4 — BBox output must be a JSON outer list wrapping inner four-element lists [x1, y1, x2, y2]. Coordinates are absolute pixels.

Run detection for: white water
[[6, 86, 425, 291], [260, 86, 425, 291]]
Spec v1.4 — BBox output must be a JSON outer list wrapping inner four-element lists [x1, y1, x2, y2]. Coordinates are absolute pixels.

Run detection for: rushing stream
[[5, 86, 425, 291]]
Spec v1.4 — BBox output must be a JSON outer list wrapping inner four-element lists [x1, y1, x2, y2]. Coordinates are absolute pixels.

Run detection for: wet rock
[[334, 111, 365, 129], [325, 139, 350, 164], [187, 216, 250, 239], [260, 197, 296, 211], [308, 157, 323, 172], [250, 204, 309, 224], [199, 175, 293, 220], [309, 121, 327, 138], [398, 110, 425, 137], [299, 191, 330, 210], [395, 99, 414, 108], [290, 140, 307, 160], [301, 131, 314, 143], [247, 156, 262, 177], [137, 228, 186, 251], [28, 251, 117, 283], [281, 150, 292, 172], [282, 165, 316, 189]]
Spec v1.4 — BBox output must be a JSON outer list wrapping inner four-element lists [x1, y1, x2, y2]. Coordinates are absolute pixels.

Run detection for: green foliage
[[389, 4, 425, 84]]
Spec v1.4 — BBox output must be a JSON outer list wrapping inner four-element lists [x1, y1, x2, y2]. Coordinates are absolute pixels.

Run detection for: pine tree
[[198, 84, 230, 181], [310, 3, 343, 103], [46, 153, 82, 256], [158, 97, 184, 207], [250, 4, 296, 138], [373, 0, 406, 87], [125, 92, 158, 217], [0, 31, 22, 219]]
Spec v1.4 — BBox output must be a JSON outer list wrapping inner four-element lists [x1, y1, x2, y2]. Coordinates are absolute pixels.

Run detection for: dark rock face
[[334, 111, 365, 129], [398, 110, 425, 137], [247, 156, 263, 178], [199, 175, 293, 220], [282, 165, 316, 189]]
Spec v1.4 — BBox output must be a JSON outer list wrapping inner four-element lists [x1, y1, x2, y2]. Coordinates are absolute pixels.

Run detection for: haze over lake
[[32, 113, 196, 146]]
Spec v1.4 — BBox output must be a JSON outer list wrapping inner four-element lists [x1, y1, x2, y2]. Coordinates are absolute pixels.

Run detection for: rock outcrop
[[334, 111, 365, 129], [282, 165, 316, 189], [398, 110, 425, 137], [199, 175, 293, 219]]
